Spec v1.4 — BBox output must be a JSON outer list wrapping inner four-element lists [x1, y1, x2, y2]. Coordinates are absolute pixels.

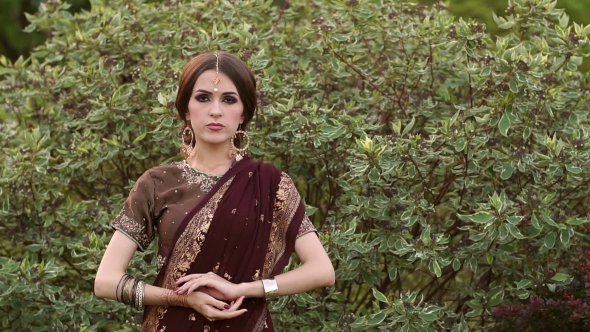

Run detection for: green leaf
[[402, 116, 416, 136], [500, 162, 514, 180], [498, 113, 510, 137], [132, 133, 147, 144], [367, 311, 387, 325], [458, 212, 495, 224], [551, 272, 570, 282], [487, 285, 504, 306], [480, 67, 491, 76], [508, 79, 518, 93], [430, 259, 442, 278], [560, 230, 570, 245], [453, 138, 467, 152], [498, 21, 515, 29], [505, 223, 525, 239], [372, 288, 388, 303], [418, 312, 437, 322], [452, 258, 461, 271], [368, 167, 380, 183], [565, 164, 582, 174], [332, 33, 349, 42], [516, 279, 532, 289], [544, 231, 556, 249], [566, 218, 585, 226]]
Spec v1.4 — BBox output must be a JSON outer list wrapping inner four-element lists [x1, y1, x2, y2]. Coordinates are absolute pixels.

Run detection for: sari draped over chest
[[141, 157, 306, 332]]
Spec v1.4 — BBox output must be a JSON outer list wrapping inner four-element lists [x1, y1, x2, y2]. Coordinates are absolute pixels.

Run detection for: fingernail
[[224, 304, 230, 309]]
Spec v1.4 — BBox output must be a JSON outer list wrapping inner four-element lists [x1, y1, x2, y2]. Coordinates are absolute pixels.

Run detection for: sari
[[140, 157, 308, 331]]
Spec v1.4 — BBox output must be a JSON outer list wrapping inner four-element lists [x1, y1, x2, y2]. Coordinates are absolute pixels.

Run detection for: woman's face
[[186, 69, 244, 147]]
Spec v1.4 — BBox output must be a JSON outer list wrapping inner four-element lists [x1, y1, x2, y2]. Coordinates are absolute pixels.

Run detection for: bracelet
[[115, 274, 145, 310], [261, 277, 279, 299], [134, 280, 145, 310]]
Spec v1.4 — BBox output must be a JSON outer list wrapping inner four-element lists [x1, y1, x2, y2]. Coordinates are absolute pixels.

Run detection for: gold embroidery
[[204, 326, 210, 332], [252, 269, 261, 281], [262, 172, 300, 277], [260, 214, 264, 222], [224, 272, 232, 281], [177, 160, 222, 193], [142, 178, 234, 330], [232, 208, 236, 214], [213, 262, 220, 274], [253, 305, 268, 332], [156, 255, 166, 272], [111, 209, 153, 250], [264, 319, 268, 328], [189, 313, 196, 321], [249, 172, 253, 177], [296, 214, 316, 238]]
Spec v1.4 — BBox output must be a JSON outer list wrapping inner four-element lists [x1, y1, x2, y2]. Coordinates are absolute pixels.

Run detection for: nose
[[210, 99, 222, 118]]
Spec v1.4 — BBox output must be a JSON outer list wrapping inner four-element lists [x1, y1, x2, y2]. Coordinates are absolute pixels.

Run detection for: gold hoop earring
[[229, 129, 250, 162], [181, 125, 196, 159]]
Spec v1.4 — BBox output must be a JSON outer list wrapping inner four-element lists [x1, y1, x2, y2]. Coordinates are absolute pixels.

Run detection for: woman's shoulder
[[257, 161, 285, 176], [142, 160, 186, 181], [256, 161, 296, 185]]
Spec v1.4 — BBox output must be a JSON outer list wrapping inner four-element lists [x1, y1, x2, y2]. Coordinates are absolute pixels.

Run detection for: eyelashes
[[195, 94, 237, 104]]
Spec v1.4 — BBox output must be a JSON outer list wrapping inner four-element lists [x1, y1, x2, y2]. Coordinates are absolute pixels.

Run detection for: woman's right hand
[[186, 292, 248, 322]]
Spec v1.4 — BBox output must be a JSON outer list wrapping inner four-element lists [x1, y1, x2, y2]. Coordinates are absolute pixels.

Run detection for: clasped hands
[[174, 272, 248, 322]]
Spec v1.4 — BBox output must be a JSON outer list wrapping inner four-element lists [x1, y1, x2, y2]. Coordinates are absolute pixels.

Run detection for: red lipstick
[[206, 123, 225, 131]]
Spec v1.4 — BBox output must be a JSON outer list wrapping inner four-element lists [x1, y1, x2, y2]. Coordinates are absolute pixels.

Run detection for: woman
[[94, 51, 335, 331]]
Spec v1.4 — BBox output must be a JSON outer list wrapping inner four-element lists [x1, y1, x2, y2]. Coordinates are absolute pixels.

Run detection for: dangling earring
[[180, 125, 196, 159], [229, 126, 250, 162]]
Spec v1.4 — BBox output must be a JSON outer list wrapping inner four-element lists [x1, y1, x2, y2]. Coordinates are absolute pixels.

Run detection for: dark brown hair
[[176, 51, 257, 148]]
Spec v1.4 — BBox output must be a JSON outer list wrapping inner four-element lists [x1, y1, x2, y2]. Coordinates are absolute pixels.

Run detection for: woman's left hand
[[175, 272, 243, 300]]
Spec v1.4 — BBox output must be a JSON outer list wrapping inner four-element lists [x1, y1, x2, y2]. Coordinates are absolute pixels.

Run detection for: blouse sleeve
[[111, 170, 156, 251], [297, 214, 317, 238]]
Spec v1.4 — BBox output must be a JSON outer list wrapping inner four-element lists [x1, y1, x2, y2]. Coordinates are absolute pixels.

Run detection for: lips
[[206, 123, 225, 130]]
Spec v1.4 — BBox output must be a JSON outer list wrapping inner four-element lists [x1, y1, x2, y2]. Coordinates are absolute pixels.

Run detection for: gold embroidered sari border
[[142, 177, 235, 331]]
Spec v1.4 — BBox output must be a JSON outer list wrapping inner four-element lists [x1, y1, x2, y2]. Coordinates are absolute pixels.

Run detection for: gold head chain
[[213, 52, 220, 92]]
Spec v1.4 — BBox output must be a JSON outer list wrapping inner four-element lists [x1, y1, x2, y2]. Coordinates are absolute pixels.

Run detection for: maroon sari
[[141, 157, 306, 331]]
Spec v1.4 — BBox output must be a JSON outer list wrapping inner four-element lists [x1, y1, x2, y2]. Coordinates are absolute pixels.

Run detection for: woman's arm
[[241, 232, 335, 297], [175, 232, 335, 298], [95, 231, 247, 320]]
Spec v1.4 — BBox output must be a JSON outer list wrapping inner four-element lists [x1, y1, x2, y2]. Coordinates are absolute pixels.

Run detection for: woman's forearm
[[94, 272, 188, 307], [239, 260, 335, 298]]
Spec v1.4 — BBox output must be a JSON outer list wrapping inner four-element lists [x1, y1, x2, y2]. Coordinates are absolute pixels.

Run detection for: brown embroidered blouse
[[111, 161, 316, 271]]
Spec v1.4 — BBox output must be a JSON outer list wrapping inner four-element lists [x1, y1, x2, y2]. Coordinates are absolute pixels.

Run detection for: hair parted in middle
[[176, 51, 257, 149]]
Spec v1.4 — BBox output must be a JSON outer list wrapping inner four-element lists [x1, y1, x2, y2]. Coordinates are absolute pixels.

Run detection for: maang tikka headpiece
[[213, 52, 220, 92]]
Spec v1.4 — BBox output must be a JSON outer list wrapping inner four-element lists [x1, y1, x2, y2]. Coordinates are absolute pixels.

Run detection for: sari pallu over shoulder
[[142, 157, 307, 332]]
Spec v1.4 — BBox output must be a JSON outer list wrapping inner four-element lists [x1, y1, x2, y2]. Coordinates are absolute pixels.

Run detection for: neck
[[186, 141, 234, 175]]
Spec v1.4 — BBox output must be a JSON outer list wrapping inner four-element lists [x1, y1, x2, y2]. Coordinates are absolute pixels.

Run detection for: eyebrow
[[194, 89, 238, 96]]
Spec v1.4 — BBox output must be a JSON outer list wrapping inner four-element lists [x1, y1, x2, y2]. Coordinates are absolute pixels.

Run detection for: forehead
[[194, 70, 237, 90]]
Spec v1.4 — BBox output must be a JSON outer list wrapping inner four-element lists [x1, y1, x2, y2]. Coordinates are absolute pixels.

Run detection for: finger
[[204, 305, 247, 320], [175, 274, 204, 284], [186, 280, 205, 294], [216, 308, 248, 319], [175, 279, 196, 294], [206, 298, 231, 311], [228, 296, 245, 311]]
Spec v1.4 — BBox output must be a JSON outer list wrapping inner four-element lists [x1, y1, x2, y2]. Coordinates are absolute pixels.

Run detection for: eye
[[223, 96, 237, 104], [195, 94, 210, 102]]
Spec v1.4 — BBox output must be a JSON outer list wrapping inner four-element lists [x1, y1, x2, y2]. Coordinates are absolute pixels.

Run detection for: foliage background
[[3, 0, 590, 70], [1, 0, 590, 331]]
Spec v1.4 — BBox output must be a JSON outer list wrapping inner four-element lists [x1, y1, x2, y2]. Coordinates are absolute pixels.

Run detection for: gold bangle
[[261, 277, 279, 299]]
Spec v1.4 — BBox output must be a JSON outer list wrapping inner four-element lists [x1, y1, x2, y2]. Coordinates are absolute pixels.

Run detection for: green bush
[[1, 0, 590, 331]]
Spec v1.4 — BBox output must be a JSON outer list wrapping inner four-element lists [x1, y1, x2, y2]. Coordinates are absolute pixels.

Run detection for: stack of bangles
[[116, 274, 146, 310]]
